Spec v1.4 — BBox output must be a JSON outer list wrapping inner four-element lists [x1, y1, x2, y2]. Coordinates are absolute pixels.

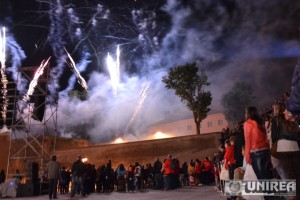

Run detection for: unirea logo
[[225, 180, 296, 197], [245, 181, 295, 194]]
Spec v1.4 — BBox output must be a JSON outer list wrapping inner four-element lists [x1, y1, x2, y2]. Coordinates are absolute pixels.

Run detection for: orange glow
[[113, 137, 125, 144], [82, 157, 88, 162], [151, 131, 173, 140]]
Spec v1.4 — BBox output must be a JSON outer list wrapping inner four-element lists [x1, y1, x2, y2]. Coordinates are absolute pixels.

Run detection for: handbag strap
[[276, 117, 279, 142], [275, 116, 280, 143]]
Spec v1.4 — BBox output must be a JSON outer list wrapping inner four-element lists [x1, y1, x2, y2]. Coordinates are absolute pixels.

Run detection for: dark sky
[[1, 0, 300, 141]]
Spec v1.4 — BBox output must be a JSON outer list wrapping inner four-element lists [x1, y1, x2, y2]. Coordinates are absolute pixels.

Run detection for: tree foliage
[[221, 82, 255, 126], [162, 62, 212, 135]]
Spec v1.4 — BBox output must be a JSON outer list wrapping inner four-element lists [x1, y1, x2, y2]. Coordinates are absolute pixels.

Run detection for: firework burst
[[0, 27, 8, 126], [23, 57, 51, 103], [106, 45, 120, 96]]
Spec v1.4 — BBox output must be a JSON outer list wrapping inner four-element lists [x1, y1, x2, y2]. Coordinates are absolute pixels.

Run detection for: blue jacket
[[286, 60, 300, 115]]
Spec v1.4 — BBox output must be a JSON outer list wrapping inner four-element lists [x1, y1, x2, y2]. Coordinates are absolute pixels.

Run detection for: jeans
[[163, 174, 172, 189], [48, 178, 58, 199], [154, 173, 163, 189], [71, 176, 84, 196], [250, 149, 270, 179], [250, 149, 271, 200]]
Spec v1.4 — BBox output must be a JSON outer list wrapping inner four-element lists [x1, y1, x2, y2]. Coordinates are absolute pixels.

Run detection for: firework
[[0, 27, 5, 65], [125, 82, 150, 133], [0, 27, 8, 126], [65, 48, 89, 91], [23, 57, 51, 104], [106, 45, 120, 96]]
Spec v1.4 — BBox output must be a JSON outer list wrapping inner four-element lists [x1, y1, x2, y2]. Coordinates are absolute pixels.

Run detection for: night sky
[[1, 0, 300, 142]]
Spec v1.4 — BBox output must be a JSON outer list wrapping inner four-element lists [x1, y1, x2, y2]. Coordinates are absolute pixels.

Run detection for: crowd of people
[[0, 97, 290, 200], [43, 91, 300, 200], [214, 92, 300, 200], [44, 108, 299, 200], [46, 153, 218, 199]]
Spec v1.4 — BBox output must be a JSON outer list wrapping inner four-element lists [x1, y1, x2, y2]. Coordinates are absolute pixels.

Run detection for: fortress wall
[[55, 133, 221, 169]]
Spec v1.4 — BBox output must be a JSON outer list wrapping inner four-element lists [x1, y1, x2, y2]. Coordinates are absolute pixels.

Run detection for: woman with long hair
[[244, 106, 270, 180], [270, 102, 287, 179]]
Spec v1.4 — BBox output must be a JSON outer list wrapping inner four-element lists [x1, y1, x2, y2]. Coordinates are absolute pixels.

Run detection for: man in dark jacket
[[153, 157, 163, 189], [71, 155, 85, 198]]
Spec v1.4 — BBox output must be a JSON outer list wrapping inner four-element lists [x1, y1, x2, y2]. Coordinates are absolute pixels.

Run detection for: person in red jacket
[[244, 106, 270, 180], [163, 154, 174, 189], [224, 136, 235, 180], [202, 157, 213, 185]]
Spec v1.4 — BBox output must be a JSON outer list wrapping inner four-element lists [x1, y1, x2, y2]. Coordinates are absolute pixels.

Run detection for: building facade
[[148, 112, 228, 137]]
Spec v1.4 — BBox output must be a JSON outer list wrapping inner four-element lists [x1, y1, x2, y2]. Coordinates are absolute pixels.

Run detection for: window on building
[[187, 125, 192, 130], [218, 119, 223, 126], [207, 121, 212, 127]]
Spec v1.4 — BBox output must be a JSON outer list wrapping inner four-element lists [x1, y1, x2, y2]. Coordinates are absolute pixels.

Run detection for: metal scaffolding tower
[[4, 63, 58, 187]]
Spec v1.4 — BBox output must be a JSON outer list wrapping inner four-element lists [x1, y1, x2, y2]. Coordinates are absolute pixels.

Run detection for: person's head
[[51, 155, 57, 161], [119, 163, 124, 170], [229, 136, 235, 146], [245, 106, 259, 120], [190, 160, 195, 166], [273, 102, 285, 117], [245, 106, 265, 132], [225, 140, 230, 148], [77, 155, 82, 161], [167, 154, 173, 159], [155, 157, 159, 162]]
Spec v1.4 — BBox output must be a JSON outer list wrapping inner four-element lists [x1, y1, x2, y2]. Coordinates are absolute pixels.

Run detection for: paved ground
[[14, 186, 227, 200]]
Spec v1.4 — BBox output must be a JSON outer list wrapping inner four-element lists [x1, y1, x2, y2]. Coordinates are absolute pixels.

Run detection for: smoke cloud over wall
[[1, 0, 300, 142]]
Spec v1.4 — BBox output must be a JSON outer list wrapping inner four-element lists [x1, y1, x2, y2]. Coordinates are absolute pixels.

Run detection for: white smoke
[[3, 0, 300, 142], [4, 28, 27, 92], [57, 68, 189, 142]]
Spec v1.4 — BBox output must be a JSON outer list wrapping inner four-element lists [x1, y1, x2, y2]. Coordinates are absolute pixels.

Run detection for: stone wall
[[55, 133, 220, 169]]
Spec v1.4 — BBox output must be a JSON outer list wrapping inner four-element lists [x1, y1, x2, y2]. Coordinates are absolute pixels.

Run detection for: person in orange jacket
[[244, 107, 270, 180]]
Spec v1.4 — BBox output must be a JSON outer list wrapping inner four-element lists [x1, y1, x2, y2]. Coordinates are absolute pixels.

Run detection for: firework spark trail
[[65, 48, 89, 91], [0, 27, 8, 125], [22, 57, 51, 104], [125, 82, 150, 133], [60, 51, 90, 96], [106, 45, 120, 96]]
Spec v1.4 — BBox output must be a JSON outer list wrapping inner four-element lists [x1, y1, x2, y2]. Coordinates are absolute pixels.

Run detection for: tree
[[221, 82, 255, 126], [162, 62, 212, 135]]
